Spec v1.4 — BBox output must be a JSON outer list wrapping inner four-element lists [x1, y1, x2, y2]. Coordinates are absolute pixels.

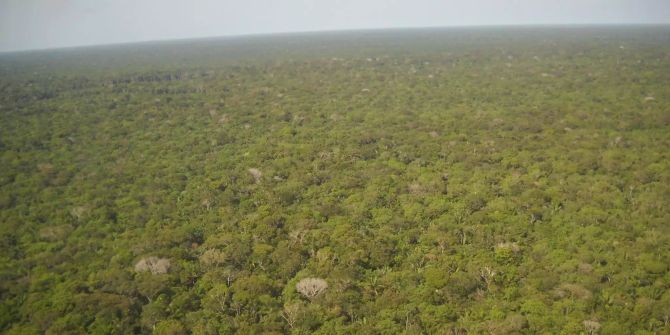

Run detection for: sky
[[1, 0, 669, 52]]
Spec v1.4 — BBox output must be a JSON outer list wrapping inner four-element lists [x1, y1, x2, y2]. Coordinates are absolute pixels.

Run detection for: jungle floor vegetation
[[0, 26, 669, 334]]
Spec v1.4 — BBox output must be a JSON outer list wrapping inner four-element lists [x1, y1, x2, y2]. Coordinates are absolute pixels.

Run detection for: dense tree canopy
[[0, 26, 669, 334]]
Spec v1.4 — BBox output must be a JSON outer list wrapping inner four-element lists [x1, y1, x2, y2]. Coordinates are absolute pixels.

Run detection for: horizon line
[[2, 22, 669, 55]]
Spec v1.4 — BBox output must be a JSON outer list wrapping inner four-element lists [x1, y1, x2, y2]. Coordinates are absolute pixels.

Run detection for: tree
[[135, 257, 171, 275], [296, 278, 328, 300]]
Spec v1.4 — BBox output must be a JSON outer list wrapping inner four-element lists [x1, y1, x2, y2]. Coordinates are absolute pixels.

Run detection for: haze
[[1, 0, 669, 52]]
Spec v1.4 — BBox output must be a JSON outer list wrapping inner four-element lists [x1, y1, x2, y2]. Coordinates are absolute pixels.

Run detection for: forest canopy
[[0, 26, 669, 334]]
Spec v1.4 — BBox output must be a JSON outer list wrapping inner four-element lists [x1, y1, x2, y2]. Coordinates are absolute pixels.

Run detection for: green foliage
[[0, 26, 669, 333], [154, 319, 187, 335]]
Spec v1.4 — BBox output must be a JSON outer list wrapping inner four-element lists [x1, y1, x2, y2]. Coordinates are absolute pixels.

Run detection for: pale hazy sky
[[1, 0, 669, 52]]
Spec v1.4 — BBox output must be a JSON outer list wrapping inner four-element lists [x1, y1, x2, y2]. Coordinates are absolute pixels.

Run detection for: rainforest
[[0, 26, 669, 334]]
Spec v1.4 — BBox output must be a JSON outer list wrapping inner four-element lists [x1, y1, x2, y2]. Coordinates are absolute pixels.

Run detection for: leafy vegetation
[[0, 26, 669, 334]]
